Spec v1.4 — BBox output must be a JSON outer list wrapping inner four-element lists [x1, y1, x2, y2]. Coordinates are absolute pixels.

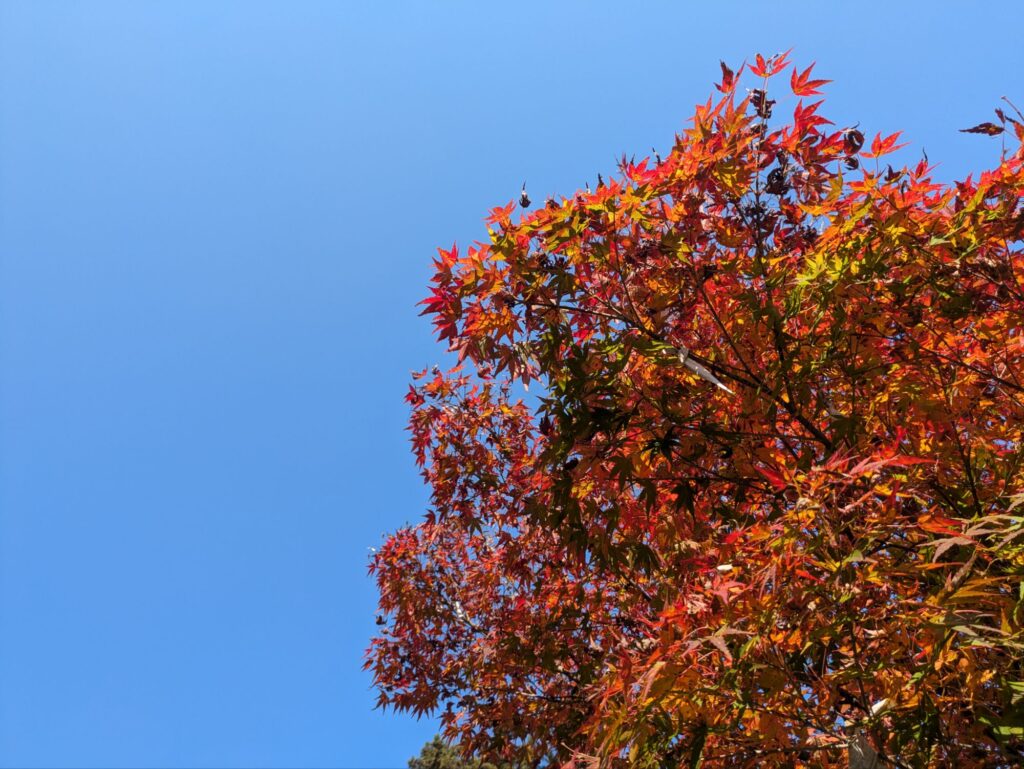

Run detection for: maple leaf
[[715, 60, 736, 93], [750, 49, 792, 78], [790, 63, 830, 96], [863, 130, 908, 158]]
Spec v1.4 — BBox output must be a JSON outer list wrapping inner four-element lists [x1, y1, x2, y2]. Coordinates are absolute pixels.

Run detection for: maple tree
[[369, 54, 1024, 768]]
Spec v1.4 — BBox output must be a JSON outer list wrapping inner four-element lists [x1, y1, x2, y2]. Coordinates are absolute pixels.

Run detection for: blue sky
[[1, 2, 1021, 767]]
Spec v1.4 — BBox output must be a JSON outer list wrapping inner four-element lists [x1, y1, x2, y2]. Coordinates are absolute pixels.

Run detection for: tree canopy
[[369, 54, 1024, 768]]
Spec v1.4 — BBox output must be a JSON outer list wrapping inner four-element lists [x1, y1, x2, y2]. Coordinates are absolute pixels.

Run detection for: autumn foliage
[[369, 54, 1024, 768]]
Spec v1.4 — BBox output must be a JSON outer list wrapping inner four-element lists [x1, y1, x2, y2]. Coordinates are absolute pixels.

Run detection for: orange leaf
[[757, 466, 788, 491], [750, 53, 769, 78], [750, 49, 791, 78], [863, 131, 909, 159], [484, 201, 515, 224], [716, 60, 737, 93], [918, 514, 962, 536], [790, 63, 830, 96]]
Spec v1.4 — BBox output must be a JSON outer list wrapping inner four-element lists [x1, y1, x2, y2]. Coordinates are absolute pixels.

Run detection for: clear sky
[[1, 2, 1021, 767]]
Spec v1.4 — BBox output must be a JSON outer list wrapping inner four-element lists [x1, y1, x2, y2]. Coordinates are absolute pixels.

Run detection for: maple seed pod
[[519, 181, 531, 208], [960, 122, 1004, 136], [843, 128, 865, 155], [765, 167, 789, 195], [750, 89, 775, 119]]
